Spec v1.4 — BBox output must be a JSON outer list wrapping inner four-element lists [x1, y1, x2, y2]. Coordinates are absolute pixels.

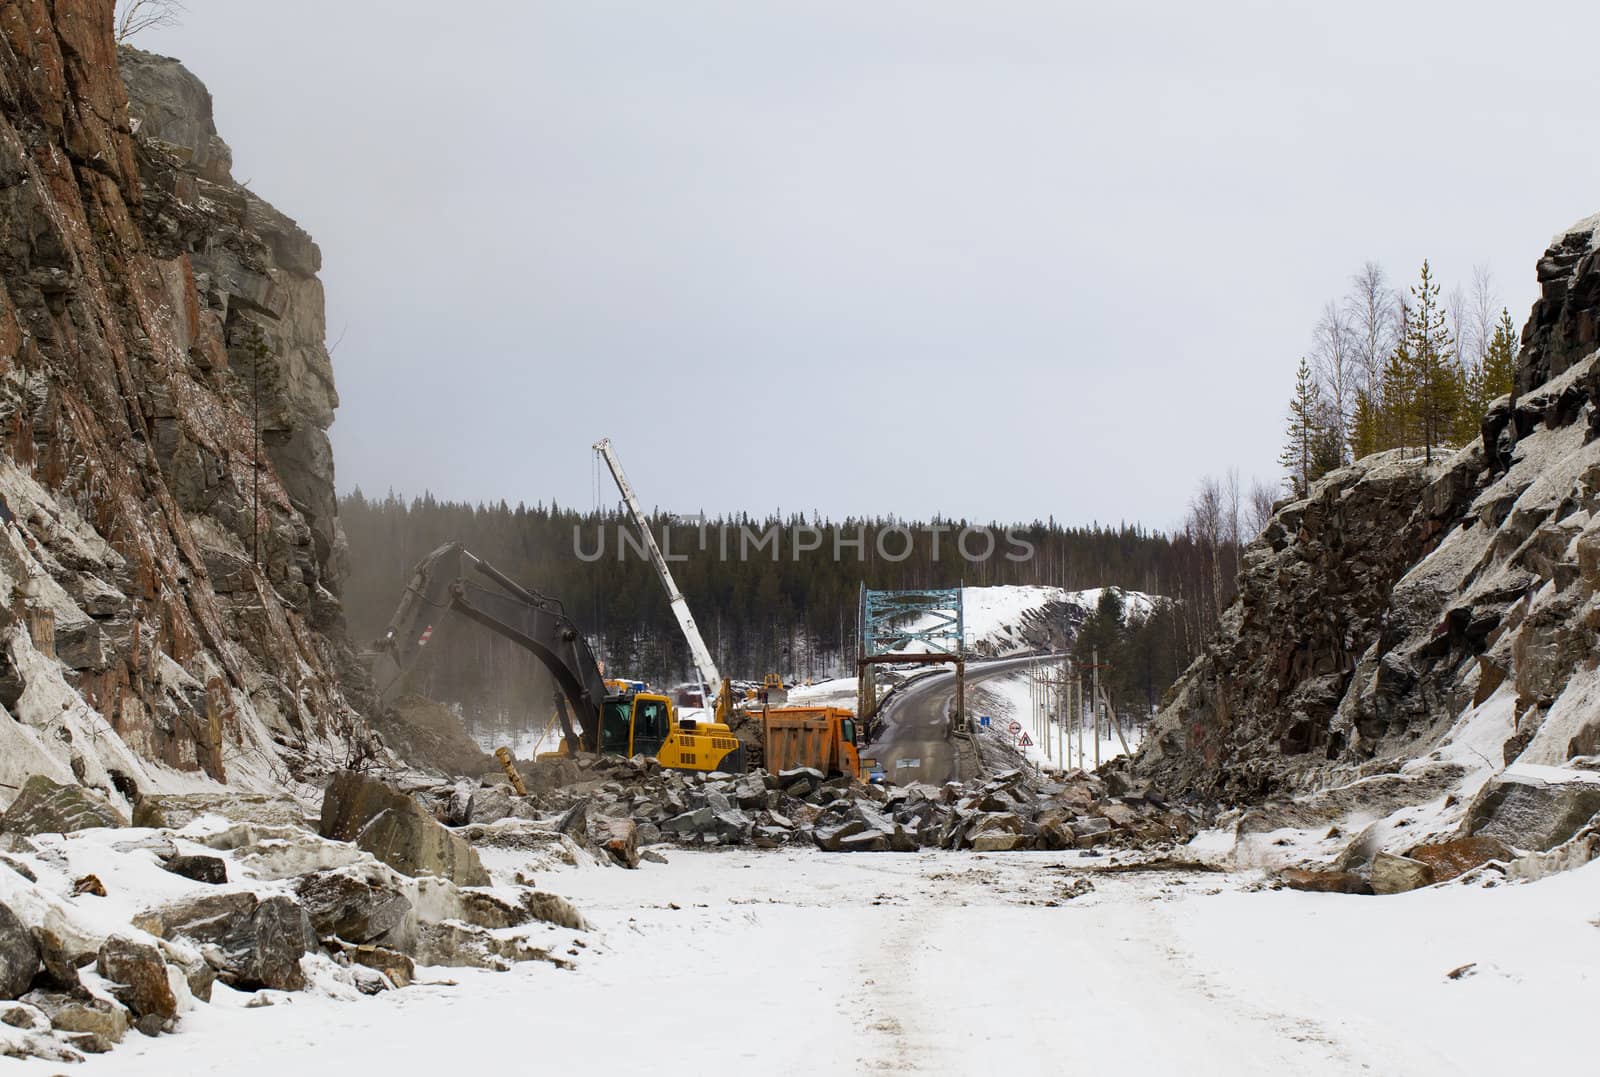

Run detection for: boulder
[[838, 831, 891, 852], [162, 854, 227, 885], [293, 869, 413, 945], [521, 891, 587, 931], [467, 784, 514, 824], [0, 1000, 81, 1061], [31, 929, 82, 995], [94, 936, 176, 1027], [413, 922, 568, 972], [1036, 808, 1076, 851], [444, 784, 474, 828], [132, 794, 306, 831], [780, 767, 825, 798], [970, 813, 1026, 852], [589, 816, 639, 869], [133, 893, 315, 992], [1094, 801, 1140, 829], [1463, 770, 1600, 852], [0, 902, 40, 1000], [1279, 869, 1373, 895], [319, 772, 489, 887], [154, 940, 215, 1003], [1073, 816, 1112, 847], [348, 944, 414, 988], [733, 774, 768, 809], [0, 856, 36, 882], [318, 770, 418, 842], [661, 807, 715, 837], [712, 809, 753, 844], [21, 990, 129, 1049], [813, 819, 868, 851], [1404, 835, 1514, 883], [0, 777, 126, 836], [1371, 851, 1436, 895]]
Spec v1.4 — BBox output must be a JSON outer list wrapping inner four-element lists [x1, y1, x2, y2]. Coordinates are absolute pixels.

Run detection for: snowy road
[[869, 655, 1039, 785], [38, 847, 1598, 1076]]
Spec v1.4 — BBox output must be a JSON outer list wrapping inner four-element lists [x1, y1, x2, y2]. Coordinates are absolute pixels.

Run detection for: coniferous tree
[[1279, 357, 1324, 497], [1349, 389, 1380, 461], [1311, 408, 1345, 480], [1402, 261, 1458, 463], [1377, 340, 1416, 454], [1482, 308, 1518, 402]]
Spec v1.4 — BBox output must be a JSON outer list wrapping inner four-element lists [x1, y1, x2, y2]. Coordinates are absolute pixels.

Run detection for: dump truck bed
[[761, 706, 844, 775]]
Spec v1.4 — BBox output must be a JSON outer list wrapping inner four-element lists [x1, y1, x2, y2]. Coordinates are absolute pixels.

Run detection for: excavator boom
[[366, 542, 608, 753]]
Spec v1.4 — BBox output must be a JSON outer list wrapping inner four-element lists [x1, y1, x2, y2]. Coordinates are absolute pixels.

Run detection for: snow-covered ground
[[29, 846, 1597, 1076]]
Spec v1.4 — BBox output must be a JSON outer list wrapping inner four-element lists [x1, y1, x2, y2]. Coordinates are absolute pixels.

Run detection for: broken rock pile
[[0, 774, 587, 1063], [421, 755, 1200, 857]]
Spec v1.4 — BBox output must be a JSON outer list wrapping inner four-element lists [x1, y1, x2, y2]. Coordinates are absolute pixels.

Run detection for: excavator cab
[[594, 691, 677, 757]]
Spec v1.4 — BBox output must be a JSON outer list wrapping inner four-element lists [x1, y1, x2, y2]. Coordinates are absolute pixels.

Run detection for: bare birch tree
[[1224, 467, 1242, 586], [116, 0, 184, 43], [1311, 301, 1356, 465], [1345, 261, 1399, 396], [1245, 479, 1276, 538], [1188, 477, 1225, 633], [1467, 265, 1498, 368]]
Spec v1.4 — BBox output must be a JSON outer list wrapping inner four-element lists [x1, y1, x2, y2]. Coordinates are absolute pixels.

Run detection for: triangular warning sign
[[1018, 732, 1033, 747]]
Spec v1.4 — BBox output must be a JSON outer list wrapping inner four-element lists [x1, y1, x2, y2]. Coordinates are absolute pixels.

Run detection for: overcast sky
[[139, 1, 1598, 529]]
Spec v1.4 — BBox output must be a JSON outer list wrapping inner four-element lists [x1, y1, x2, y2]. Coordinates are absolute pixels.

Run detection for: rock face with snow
[[1136, 213, 1600, 856], [0, 3, 372, 809]]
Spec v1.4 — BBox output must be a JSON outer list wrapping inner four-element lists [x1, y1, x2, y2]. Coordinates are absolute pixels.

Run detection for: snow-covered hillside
[[891, 584, 1158, 657]]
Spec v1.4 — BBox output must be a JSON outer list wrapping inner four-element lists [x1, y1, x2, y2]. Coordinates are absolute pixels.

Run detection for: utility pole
[[1075, 673, 1084, 771], [1092, 648, 1101, 769], [1058, 656, 1069, 771]]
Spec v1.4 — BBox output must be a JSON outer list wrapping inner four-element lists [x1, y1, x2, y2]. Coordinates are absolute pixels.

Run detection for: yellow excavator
[[365, 543, 745, 774]]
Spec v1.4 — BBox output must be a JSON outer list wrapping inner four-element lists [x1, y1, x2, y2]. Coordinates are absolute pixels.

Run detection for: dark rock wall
[[0, 1, 368, 799], [1137, 213, 1600, 803]]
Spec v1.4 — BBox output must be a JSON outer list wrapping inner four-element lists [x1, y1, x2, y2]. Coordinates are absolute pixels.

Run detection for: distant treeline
[[337, 492, 1239, 728]]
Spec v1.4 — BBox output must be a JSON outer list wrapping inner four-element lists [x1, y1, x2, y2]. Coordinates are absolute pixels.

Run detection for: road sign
[[1018, 732, 1033, 747], [895, 758, 921, 769], [1007, 720, 1021, 735], [978, 715, 992, 728]]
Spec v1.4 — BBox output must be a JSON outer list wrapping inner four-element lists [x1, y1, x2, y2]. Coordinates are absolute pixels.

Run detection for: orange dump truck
[[760, 706, 866, 780]]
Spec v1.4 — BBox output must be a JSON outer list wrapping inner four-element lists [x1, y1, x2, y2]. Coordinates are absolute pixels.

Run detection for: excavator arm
[[365, 542, 609, 754]]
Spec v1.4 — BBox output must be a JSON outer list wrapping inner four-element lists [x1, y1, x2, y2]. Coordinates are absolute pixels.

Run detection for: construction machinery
[[593, 437, 735, 723], [365, 542, 745, 774], [590, 436, 865, 780], [761, 705, 864, 780]]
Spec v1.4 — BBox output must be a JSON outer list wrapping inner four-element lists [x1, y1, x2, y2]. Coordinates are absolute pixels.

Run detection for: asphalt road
[[865, 655, 1040, 785]]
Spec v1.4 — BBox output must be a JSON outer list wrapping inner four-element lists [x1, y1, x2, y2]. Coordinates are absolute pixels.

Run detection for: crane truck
[[592, 437, 735, 725], [364, 542, 746, 774]]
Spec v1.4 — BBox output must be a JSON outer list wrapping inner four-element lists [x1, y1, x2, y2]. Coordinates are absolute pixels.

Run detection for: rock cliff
[[0, 1, 370, 810], [1136, 210, 1600, 871]]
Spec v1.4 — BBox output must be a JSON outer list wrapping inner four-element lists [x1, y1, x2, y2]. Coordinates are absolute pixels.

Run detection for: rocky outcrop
[[0, 2, 373, 809], [1135, 211, 1600, 876]]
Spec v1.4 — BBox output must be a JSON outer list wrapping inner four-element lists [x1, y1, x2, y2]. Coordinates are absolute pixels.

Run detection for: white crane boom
[[592, 438, 724, 702]]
